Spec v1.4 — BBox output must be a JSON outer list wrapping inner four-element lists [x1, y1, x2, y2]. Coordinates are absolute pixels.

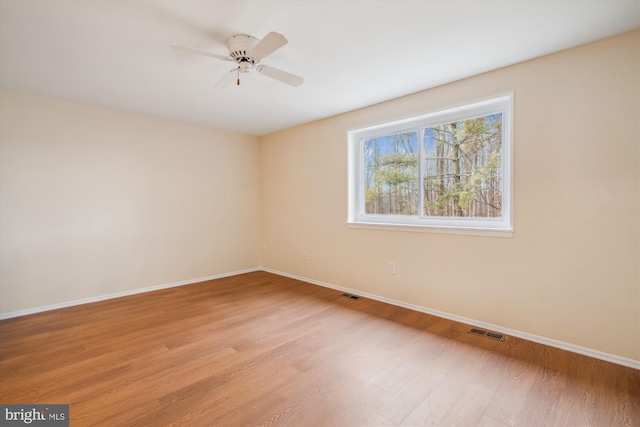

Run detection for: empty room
[[0, 1, 638, 426]]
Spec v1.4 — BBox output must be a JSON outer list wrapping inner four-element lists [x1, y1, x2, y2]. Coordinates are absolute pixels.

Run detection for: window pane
[[364, 132, 419, 215], [423, 113, 502, 217]]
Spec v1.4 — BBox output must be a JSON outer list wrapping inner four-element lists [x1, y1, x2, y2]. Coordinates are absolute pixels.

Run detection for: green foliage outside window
[[364, 113, 502, 218]]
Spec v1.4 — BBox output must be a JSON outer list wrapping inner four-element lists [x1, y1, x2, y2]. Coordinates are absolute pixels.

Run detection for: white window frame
[[347, 93, 513, 237]]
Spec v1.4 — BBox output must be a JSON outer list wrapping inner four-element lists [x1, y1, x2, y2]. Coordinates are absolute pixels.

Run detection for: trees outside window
[[364, 131, 418, 216], [348, 94, 512, 236]]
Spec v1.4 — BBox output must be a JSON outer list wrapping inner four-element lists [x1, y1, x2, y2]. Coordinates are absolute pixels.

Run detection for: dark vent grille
[[341, 293, 361, 300], [486, 332, 504, 341], [468, 327, 505, 341]]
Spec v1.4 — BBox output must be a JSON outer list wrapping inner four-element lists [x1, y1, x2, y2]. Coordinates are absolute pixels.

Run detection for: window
[[348, 94, 513, 237]]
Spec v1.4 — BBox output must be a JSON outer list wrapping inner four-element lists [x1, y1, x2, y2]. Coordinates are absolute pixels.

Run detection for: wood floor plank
[[438, 383, 495, 426], [401, 341, 495, 426], [1, 271, 638, 426], [483, 357, 540, 426], [476, 414, 512, 427], [515, 366, 569, 426]]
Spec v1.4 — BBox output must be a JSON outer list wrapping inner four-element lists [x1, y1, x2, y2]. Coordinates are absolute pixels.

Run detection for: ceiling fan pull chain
[[237, 67, 240, 86]]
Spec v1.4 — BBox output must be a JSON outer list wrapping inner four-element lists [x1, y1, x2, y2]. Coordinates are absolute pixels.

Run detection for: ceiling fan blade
[[169, 44, 232, 62], [250, 32, 288, 61], [257, 65, 304, 87]]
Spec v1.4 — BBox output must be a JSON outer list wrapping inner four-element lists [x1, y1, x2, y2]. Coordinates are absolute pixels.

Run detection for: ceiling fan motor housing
[[227, 34, 259, 64]]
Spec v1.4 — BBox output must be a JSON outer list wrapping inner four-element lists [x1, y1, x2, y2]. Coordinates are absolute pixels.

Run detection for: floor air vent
[[468, 327, 505, 341], [341, 293, 361, 300]]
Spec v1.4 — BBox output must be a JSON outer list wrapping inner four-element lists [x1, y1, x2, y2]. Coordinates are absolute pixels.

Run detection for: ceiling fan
[[170, 32, 303, 87]]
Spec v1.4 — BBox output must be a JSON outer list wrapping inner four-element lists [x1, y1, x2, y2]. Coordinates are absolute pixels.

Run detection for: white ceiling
[[1, 1, 638, 136]]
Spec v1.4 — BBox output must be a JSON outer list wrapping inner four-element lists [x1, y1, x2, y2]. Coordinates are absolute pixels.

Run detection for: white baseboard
[[261, 267, 640, 371], [2, 265, 637, 370], [0, 267, 261, 320]]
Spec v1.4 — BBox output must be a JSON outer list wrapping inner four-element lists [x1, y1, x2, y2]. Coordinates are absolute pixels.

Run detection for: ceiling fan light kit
[[170, 31, 303, 87]]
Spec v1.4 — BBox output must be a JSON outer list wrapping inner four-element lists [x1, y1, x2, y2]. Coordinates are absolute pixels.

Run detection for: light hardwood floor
[[1, 271, 638, 426]]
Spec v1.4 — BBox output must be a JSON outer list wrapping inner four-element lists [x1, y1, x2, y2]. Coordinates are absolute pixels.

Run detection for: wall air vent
[[468, 327, 505, 341], [341, 293, 361, 300], [485, 332, 505, 341]]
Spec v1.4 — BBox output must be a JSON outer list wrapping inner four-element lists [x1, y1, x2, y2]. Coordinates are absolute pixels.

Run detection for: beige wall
[[0, 90, 261, 313], [260, 31, 640, 360]]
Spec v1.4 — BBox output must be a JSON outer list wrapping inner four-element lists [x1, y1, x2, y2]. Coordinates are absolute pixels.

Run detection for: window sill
[[346, 221, 513, 238]]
